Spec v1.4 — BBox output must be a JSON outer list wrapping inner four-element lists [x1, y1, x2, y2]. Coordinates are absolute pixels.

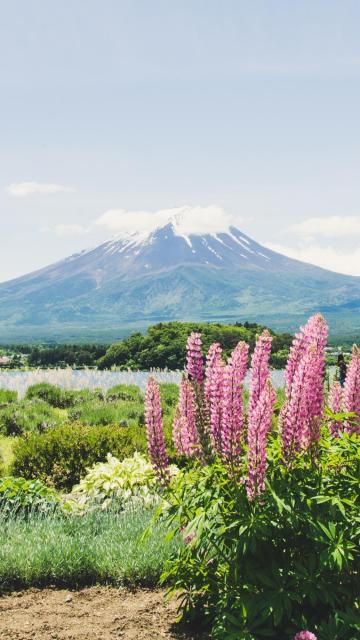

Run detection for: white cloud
[[265, 241, 360, 276], [95, 205, 235, 237], [6, 181, 74, 197], [290, 215, 360, 239]]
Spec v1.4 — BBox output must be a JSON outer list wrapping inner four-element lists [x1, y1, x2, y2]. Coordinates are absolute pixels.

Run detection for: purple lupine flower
[[246, 381, 276, 500], [178, 378, 199, 456], [249, 330, 273, 419], [172, 412, 191, 456], [208, 359, 225, 455], [344, 344, 360, 433], [186, 332, 204, 384], [205, 342, 223, 407], [221, 341, 249, 466], [281, 314, 328, 459], [328, 380, 344, 437], [293, 632, 317, 640], [145, 377, 169, 482]]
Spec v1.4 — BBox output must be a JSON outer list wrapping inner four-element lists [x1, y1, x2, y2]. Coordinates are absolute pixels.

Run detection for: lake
[[0, 369, 287, 398]]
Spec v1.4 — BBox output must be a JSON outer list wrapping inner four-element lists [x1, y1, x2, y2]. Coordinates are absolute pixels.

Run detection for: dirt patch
[[0, 587, 208, 639]]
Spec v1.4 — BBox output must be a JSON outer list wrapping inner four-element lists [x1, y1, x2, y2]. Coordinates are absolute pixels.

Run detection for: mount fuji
[[0, 216, 359, 340]]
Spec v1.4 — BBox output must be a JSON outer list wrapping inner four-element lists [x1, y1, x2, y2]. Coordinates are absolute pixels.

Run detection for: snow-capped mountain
[[0, 218, 359, 339]]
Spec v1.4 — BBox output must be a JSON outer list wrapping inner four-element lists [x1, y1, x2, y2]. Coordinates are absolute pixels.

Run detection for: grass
[[0, 506, 180, 591]]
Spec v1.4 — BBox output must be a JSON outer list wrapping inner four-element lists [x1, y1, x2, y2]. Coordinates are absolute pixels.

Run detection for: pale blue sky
[[1, 0, 360, 280]]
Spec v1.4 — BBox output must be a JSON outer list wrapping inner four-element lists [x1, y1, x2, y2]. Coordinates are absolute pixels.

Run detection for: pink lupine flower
[[208, 359, 225, 455], [221, 341, 249, 466], [293, 631, 317, 640], [281, 314, 328, 458], [145, 377, 169, 482], [344, 344, 360, 433], [247, 381, 276, 500], [186, 332, 204, 384], [205, 342, 223, 407], [177, 378, 199, 456], [249, 330, 273, 419], [328, 380, 344, 436]]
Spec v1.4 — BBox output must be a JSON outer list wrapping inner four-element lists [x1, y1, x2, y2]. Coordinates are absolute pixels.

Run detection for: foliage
[[0, 476, 59, 516], [25, 382, 64, 407], [0, 506, 180, 590], [160, 434, 360, 640], [67, 398, 144, 427], [0, 389, 18, 404], [106, 383, 143, 402], [0, 399, 64, 436], [11, 423, 149, 490], [27, 343, 108, 368], [69, 451, 178, 511], [98, 321, 292, 370]]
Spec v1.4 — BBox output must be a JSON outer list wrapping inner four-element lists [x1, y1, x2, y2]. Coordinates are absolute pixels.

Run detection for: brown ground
[[0, 587, 209, 640]]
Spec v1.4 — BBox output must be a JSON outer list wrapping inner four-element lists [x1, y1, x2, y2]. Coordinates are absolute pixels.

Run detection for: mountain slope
[[0, 221, 359, 339]]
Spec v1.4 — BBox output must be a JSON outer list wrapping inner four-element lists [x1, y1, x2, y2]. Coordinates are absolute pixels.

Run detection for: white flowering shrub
[[69, 451, 178, 511]]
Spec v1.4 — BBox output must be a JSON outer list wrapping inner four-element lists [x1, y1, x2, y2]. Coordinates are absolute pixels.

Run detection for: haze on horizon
[[1, 0, 360, 281]]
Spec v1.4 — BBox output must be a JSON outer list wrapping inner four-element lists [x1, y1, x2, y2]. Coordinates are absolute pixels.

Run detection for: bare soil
[[0, 587, 208, 640]]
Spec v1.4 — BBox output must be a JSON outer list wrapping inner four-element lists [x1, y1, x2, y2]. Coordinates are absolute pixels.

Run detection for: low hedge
[[11, 423, 148, 491]]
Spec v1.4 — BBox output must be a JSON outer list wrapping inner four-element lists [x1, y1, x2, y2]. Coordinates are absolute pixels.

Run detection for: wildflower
[[248, 330, 272, 419], [328, 380, 344, 436], [281, 314, 328, 459], [186, 332, 204, 384], [221, 341, 249, 466], [145, 377, 169, 482], [247, 380, 276, 500], [205, 342, 223, 407], [293, 632, 317, 640], [173, 378, 199, 457], [208, 358, 225, 455], [343, 344, 360, 433]]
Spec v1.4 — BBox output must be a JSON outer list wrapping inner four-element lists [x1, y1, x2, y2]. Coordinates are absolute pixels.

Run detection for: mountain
[[0, 217, 359, 341]]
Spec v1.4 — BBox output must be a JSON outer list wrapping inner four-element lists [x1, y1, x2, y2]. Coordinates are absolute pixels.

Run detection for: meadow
[[0, 314, 358, 640]]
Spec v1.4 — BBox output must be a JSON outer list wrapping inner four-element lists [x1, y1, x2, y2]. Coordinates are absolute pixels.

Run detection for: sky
[[1, 0, 360, 281]]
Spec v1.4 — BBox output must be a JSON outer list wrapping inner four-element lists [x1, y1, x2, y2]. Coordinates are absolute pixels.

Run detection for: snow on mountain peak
[[97, 205, 233, 245]]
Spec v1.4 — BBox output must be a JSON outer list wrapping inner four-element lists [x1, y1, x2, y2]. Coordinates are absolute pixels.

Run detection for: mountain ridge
[[0, 219, 359, 340]]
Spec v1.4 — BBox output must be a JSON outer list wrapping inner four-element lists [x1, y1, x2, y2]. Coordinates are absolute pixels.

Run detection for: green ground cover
[[0, 506, 179, 590]]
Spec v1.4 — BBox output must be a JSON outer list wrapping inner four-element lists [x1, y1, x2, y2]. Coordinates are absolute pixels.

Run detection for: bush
[[68, 399, 144, 427], [161, 434, 360, 640], [0, 400, 64, 436], [70, 451, 178, 511], [0, 389, 18, 405], [25, 383, 64, 407], [0, 476, 59, 516], [106, 384, 143, 402], [11, 423, 149, 490]]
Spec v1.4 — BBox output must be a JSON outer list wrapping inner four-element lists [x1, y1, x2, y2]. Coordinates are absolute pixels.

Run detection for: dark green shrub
[[0, 476, 59, 516], [68, 399, 144, 427], [25, 383, 64, 407], [106, 384, 143, 402], [62, 388, 104, 406], [0, 389, 18, 405], [0, 400, 64, 436], [11, 423, 148, 490]]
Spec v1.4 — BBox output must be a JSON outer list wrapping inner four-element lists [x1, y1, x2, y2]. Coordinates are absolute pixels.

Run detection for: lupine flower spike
[[186, 332, 204, 384], [221, 341, 249, 466], [249, 329, 273, 419], [281, 314, 328, 460], [343, 344, 360, 433], [293, 632, 317, 640], [328, 381, 344, 437], [145, 377, 169, 482], [172, 378, 199, 457], [247, 380, 276, 500]]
